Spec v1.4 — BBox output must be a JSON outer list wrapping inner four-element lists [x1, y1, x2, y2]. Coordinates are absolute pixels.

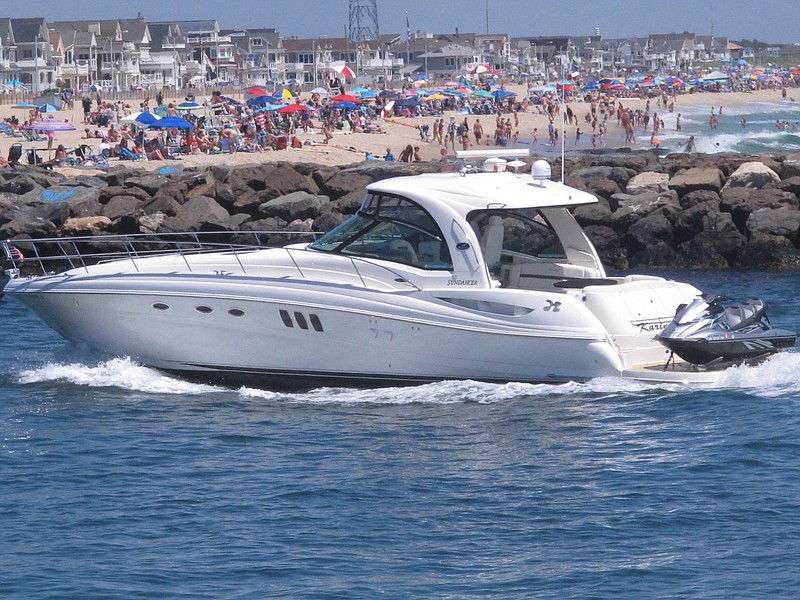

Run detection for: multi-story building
[[11, 17, 55, 94]]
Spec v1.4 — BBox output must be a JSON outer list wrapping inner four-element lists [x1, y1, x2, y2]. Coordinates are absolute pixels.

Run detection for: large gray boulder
[[102, 195, 146, 221], [746, 206, 800, 243], [668, 167, 724, 195], [625, 171, 669, 195], [259, 191, 330, 221], [723, 161, 781, 190], [161, 196, 231, 232], [31, 185, 102, 206]]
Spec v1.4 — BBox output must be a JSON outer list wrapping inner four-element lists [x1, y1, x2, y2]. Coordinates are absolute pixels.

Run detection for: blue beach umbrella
[[175, 101, 202, 111], [331, 101, 358, 109], [148, 115, 194, 129], [39, 103, 60, 113]]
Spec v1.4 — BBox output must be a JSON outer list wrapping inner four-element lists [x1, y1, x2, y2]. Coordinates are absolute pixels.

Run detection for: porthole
[[228, 308, 245, 317], [153, 302, 170, 311], [195, 305, 213, 314], [309, 314, 324, 332], [294, 312, 308, 330]]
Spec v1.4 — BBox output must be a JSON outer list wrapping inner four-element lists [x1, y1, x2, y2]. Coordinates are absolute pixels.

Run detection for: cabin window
[[469, 208, 566, 265], [309, 194, 452, 270]]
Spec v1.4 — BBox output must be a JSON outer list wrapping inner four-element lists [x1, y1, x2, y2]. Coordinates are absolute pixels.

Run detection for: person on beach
[[473, 119, 483, 145], [685, 135, 696, 153], [384, 147, 394, 161], [398, 144, 414, 162], [741, 116, 747, 128], [676, 113, 682, 131]]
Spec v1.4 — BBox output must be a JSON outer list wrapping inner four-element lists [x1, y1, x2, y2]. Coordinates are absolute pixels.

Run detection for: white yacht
[[2, 153, 785, 389]]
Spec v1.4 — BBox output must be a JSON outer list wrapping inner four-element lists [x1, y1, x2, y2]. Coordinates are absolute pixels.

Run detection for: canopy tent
[[702, 70, 731, 81]]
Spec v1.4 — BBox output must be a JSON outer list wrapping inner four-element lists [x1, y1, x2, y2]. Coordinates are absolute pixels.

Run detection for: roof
[[0, 18, 14, 46], [10, 18, 47, 43], [368, 171, 597, 213]]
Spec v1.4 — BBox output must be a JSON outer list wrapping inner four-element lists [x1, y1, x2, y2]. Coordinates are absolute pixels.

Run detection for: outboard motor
[[655, 294, 796, 366]]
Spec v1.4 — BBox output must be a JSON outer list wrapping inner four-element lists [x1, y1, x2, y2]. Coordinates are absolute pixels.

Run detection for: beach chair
[[119, 147, 146, 161], [7, 143, 22, 165], [76, 144, 110, 167], [20, 129, 45, 142], [0, 122, 22, 137]]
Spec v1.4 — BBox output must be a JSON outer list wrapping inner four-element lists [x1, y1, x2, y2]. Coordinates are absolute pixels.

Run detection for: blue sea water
[[2, 270, 800, 598], [655, 97, 800, 155]]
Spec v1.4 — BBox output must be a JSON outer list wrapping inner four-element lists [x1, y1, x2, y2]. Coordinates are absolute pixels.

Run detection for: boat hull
[[10, 275, 628, 390]]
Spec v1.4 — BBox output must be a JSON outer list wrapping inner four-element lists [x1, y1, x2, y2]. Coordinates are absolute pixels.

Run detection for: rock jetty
[[2, 151, 800, 270]]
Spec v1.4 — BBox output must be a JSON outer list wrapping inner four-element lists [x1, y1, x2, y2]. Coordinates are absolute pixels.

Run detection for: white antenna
[[560, 53, 567, 183]]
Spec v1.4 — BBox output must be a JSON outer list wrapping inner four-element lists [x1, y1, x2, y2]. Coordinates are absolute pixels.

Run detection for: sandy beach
[[0, 86, 790, 172]]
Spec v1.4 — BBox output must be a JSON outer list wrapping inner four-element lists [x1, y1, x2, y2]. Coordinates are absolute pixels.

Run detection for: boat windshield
[[309, 194, 453, 269]]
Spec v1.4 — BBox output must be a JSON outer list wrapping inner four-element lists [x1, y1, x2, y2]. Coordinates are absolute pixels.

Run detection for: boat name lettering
[[635, 320, 670, 333], [447, 276, 478, 286]]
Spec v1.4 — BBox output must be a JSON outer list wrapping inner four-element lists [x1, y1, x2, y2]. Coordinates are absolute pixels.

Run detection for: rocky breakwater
[[1, 152, 800, 270]]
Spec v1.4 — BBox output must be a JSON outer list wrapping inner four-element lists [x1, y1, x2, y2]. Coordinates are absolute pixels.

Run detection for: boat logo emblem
[[543, 300, 561, 312]]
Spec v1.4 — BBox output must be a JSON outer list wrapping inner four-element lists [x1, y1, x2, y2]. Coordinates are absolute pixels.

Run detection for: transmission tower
[[349, 0, 379, 42]]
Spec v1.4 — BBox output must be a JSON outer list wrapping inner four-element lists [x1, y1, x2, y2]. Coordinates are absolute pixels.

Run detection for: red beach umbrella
[[276, 104, 310, 114], [330, 94, 360, 104]]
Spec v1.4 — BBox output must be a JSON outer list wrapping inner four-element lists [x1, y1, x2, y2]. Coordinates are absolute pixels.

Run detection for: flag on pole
[[406, 12, 411, 42], [7, 246, 24, 261], [203, 52, 216, 72]]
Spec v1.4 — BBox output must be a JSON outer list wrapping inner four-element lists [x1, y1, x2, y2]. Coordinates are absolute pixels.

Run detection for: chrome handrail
[[2, 231, 422, 292], [1, 231, 319, 277]]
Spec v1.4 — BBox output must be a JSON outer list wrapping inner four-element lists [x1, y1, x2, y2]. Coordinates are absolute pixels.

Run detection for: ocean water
[[2, 270, 800, 598], [655, 97, 800, 155]]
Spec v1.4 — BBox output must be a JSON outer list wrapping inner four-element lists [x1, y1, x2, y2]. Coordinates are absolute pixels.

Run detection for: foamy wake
[[14, 352, 800, 402], [16, 357, 223, 395]]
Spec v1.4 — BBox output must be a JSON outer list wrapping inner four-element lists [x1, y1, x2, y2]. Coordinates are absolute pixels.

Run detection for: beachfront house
[[0, 18, 22, 92], [10, 18, 56, 95], [51, 18, 149, 92], [221, 28, 285, 86], [144, 22, 188, 89], [53, 27, 95, 91], [172, 20, 236, 84]]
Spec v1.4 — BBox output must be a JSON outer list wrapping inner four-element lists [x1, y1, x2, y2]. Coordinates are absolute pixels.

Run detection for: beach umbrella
[[444, 81, 459, 87], [378, 89, 398, 97], [310, 87, 329, 95], [245, 87, 269, 96], [394, 97, 420, 107], [12, 102, 38, 109], [148, 115, 193, 129], [330, 94, 360, 104], [492, 89, 516, 101], [246, 95, 278, 107], [176, 101, 202, 111], [350, 87, 369, 94], [278, 88, 294, 99], [332, 65, 355, 79], [331, 101, 358, 110], [265, 104, 288, 111], [358, 89, 378, 99], [276, 104, 310, 114], [7, 78, 24, 87], [470, 64, 492, 74], [38, 103, 60, 113], [471, 89, 493, 98], [121, 111, 160, 125], [25, 120, 76, 131], [426, 93, 446, 101]]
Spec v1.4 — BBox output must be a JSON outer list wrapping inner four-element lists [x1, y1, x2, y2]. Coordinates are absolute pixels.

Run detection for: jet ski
[[655, 294, 797, 367]]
